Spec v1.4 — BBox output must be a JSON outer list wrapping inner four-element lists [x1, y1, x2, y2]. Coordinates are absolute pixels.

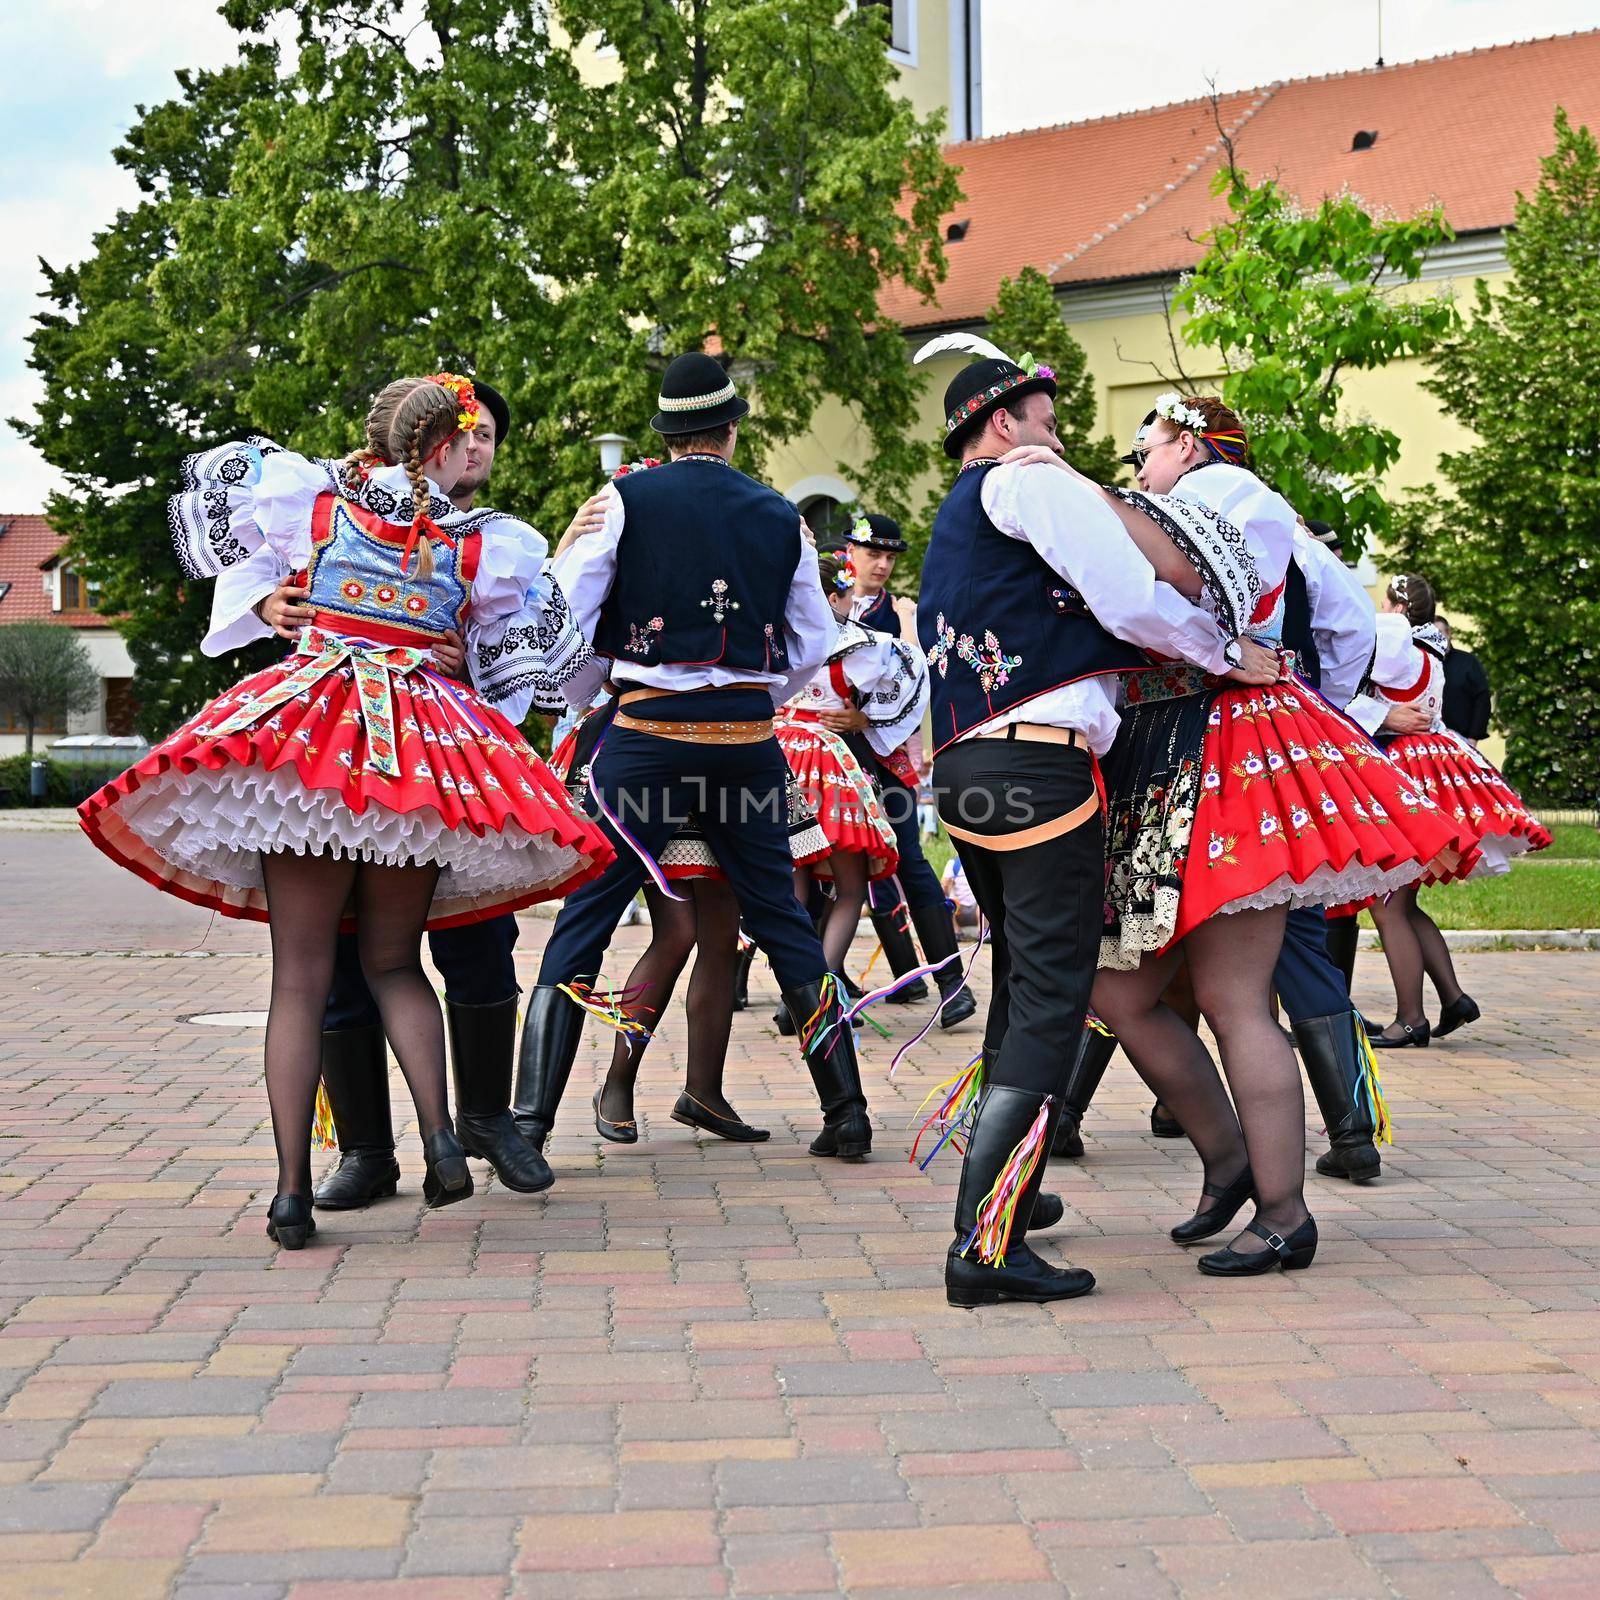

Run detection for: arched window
[[797, 494, 857, 551]]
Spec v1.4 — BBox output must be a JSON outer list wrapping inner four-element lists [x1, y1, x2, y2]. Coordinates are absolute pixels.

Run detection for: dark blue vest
[[1281, 560, 1322, 690], [594, 457, 800, 672], [856, 588, 900, 637], [917, 462, 1151, 752]]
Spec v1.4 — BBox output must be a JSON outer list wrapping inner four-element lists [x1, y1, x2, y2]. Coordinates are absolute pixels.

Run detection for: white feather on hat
[[912, 332, 1015, 366]]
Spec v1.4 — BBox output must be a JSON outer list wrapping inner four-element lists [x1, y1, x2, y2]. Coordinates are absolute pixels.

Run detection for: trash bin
[[30, 758, 48, 804]]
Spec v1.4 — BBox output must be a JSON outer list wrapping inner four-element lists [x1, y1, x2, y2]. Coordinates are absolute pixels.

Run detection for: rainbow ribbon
[[908, 1054, 984, 1170], [311, 1079, 338, 1152], [960, 1096, 1052, 1266], [557, 980, 653, 1040], [857, 915, 987, 1078], [1353, 1014, 1393, 1145]]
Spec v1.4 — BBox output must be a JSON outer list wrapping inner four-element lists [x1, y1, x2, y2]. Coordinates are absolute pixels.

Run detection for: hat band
[[657, 380, 738, 413], [944, 369, 1040, 436]]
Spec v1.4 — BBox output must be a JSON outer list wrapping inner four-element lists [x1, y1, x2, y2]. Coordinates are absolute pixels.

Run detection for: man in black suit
[[1439, 618, 1492, 746]]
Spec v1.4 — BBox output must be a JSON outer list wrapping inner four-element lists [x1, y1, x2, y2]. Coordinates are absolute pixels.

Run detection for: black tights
[[1092, 906, 1310, 1255], [261, 850, 448, 1197], [794, 851, 869, 974], [1369, 883, 1463, 1033], [599, 880, 744, 1124]]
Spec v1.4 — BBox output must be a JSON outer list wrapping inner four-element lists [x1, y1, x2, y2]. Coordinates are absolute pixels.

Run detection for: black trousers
[[322, 915, 520, 1031], [539, 689, 828, 993], [934, 737, 1104, 1095]]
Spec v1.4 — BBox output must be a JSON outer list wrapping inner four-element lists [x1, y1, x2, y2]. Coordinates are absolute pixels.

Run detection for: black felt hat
[[941, 358, 1058, 459], [650, 352, 752, 436], [846, 512, 908, 554], [1120, 409, 1158, 466], [471, 380, 511, 445]]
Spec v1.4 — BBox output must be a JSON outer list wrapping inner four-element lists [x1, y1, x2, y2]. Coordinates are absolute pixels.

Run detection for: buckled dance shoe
[[266, 1194, 317, 1250], [1197, 1216, 1318, 1275], [1370, 1020, 1431, 1049], [1171, 1164, 1256, 1243], [1434, 994, 1480, 1038]]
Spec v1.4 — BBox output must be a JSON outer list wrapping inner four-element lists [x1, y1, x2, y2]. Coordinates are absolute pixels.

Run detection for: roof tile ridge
[[945, 26, 1600, 154], [1043, 89, 1276, 281]]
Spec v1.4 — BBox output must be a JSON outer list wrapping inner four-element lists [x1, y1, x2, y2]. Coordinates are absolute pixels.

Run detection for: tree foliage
[[19, 0, 958, 736], [0, 623, 101, 755], [1174, 150, 1458, 555], [1386, 111, 1600, 807], [986, 266, 1123, 486]]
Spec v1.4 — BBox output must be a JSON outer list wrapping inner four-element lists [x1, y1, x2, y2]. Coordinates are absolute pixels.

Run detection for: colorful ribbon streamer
[[960, 1096, 1052, 1266]]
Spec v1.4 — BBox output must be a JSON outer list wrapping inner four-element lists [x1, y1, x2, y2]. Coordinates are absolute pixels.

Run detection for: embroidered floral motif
[[956, 629, 1022, 694], [626, 616, 665, 657], [926, 614, 957, 678], [700, 578, 740, 623], [1207, 831, 1239, 866], [764, 622, 787, 667]]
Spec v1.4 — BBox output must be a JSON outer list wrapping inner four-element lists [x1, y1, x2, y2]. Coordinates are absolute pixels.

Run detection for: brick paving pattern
[[3, 829, 1600, 1596]]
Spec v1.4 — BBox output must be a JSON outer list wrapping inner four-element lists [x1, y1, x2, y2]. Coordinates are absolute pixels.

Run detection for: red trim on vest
[[1383, 655, 1433, 704], [827, 659, 853, 701], [1249, 578, 1285, 628]]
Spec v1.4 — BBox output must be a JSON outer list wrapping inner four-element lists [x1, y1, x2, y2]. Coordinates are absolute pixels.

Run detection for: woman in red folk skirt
[[772, 552, 929, 1028], [1344, 574, 1550, 1048], [79, 377, 613, 1247], [547, 685, 829, 1144], [1089, 395, 1475, 1277]]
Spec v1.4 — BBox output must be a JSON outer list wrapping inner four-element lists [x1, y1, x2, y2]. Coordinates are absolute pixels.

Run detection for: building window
[[798, 494, 858, 550], [0, 705, 65, 736], [860, 0, 916, 59], [57, 568, 97, 611]]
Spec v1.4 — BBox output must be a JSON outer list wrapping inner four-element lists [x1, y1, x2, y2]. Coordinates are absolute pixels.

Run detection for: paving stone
[[717, 1458, 908, 1508], [92, 1378, 275, 1418], [0, 1482, 120, 1533]]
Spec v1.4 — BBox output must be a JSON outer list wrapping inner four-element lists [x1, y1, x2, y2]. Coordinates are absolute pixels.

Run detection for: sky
[[3, 0, 1598, 508]]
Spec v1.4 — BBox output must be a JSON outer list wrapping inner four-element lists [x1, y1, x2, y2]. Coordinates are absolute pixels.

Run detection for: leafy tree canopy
[[20, 0, 959, 736], [1387, 110, 1600, 806], [0, 622, 101, 755], [1174, 154, 1458, 555]]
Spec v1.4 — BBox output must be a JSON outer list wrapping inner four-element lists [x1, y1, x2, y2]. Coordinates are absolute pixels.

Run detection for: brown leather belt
[[972, 723, 1089, 750], [612, 712, 774, 745]]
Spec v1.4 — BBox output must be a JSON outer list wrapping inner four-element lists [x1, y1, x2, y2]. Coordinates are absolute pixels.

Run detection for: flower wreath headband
[[831, 560, 857, 594], [430, 372, 482, 434], [1153, 391, 1248, 465]]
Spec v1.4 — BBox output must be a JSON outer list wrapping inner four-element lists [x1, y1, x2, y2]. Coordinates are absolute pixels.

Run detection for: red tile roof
[[0, 514, 111, 628], [884, 29, 1600, 328]]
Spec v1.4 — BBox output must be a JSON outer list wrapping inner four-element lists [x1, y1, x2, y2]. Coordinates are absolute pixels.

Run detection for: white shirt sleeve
[[1369, 612, 1420, 689], [1293, 530, 1376, 710], [1345, 693, 1389, 737], [771, 540, 836, 706], [982, 462, 1230, 673], [1177, 463, 1297, 590], [837, 631, 930, 757], [549, 483, 623, 649], [201, 543, 288, 657]]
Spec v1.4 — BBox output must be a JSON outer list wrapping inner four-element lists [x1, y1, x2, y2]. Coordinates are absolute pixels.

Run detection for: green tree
[[1174, 149, 1458, 555], [19, 0, 959, 737], [0, 623, 101, 755], [986, 266, 1123, 486], [1387, 111, 1600, 807]]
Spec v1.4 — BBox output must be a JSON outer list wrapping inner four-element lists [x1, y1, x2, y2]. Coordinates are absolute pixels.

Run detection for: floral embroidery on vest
[[626, 616, 665, 656], [700, 578, 740, 623], [764, 622, 787, 667], [956, 629, 1022, 694], [926, 614, 957, 678]]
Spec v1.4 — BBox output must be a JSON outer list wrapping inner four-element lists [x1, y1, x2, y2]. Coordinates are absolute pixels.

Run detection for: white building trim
[[784, 472, 858, 509]]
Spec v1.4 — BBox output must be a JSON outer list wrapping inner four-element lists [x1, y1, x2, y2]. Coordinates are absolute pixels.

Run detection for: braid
[[384, 380, 459, 581], [340, 447, 387, 495], [401, 417, 437, 581]]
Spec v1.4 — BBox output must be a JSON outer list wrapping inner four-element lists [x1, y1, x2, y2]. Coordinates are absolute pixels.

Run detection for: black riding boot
[[784, 977, 872, 1160], [870, 909, 930, 1005], [1052, 1025, 1118, 1159], [511, 985, 586, 1152], [450, 997, 554, 1193], [731, 941, 757, 1013], [311, 1024, 401, 1210], [1296, 1011, 1382, 1184], [909, 902, 977, 1029], [1324, 914, 1359, 996], [945, 1084, 1095, 1306]]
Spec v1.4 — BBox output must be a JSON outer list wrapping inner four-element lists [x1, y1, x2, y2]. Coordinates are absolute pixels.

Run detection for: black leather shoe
[[1296, 1012, 1382, 1188], [1031, 1192, 1065, 1230], [1171, 1165, 1256, 1243], [1151, 1102, 1185, 1138], [936, 987, 979, 1029], [422, 1128, 474, 1208], [1316, 1144, 1381, 1183], [870, 909, 930, 1005], [593, 1088, 639, 1144], [1371, 1020, 1430, 1049], [312, 1024, 401, 1210], [784, 977, 871, 1160], [512, 985, 587, 1150], [671, 1091, 770, 1143], [267, 1194, 316, 1250], [1198, 1215, 1317, 1275], [946, 1240, 1095, 1306], [773, 1005, 797, 1037], [1052, 1113, 1085, 1160], [1434, 994, 1480, 1038], [450, 997, 554, 1193]]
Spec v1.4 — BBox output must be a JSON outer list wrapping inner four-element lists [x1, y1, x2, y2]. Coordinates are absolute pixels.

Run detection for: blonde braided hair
[[339, 377, 430, 494], [385, 381, 461, 580]]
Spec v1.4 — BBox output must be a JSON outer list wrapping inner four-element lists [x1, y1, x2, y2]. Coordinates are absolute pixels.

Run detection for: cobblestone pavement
[[3, 832, 1600, 1597]]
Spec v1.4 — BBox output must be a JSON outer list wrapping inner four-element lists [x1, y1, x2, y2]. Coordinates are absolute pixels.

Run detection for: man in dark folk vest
[[834, 513, 978, 1028], [251, 382, 557, 1207], [514, 354, 873, 1169], [920, 354, 1279, 1306]]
